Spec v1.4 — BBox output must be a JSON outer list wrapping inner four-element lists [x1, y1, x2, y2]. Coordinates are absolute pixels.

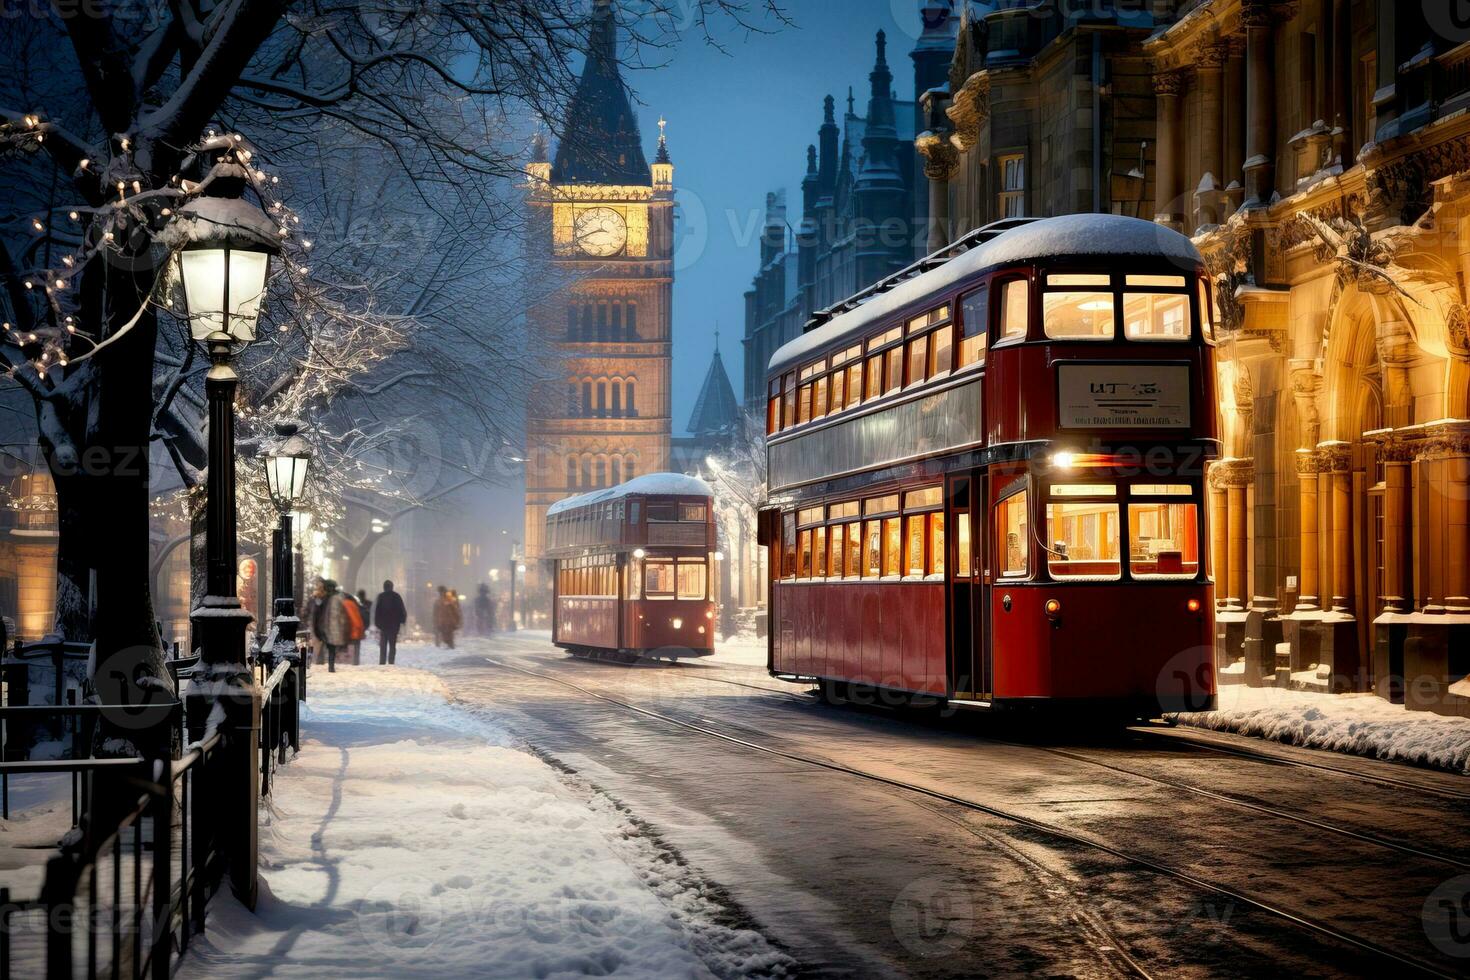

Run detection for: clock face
[[574, 207, 628, 257]]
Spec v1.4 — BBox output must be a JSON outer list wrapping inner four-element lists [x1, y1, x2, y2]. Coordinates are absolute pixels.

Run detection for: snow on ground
[[179, 663, 790, 979], [709, 634, 767, 669], [1175, 683, 1470, 775]]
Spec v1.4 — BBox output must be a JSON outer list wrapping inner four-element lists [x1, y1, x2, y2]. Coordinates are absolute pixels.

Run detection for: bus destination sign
[[1057, 363, 1191, 428]]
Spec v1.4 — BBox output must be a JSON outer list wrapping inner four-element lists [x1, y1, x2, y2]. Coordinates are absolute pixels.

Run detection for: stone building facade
[[918, 0, 1469, 712], [0, 470, 58, 641], [741, 3, 959, 414], [522, 0, 674, 571]]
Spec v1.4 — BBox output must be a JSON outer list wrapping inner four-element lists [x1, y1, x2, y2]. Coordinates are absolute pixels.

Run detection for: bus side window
[[998, 279, 1029, 343], [959, 287, 987, 366], [998, 490, 1029, 576]]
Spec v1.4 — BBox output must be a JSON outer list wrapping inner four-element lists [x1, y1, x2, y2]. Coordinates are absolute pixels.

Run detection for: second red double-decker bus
[[545, 473, 718, 660], [758, 214, 1219, 717]]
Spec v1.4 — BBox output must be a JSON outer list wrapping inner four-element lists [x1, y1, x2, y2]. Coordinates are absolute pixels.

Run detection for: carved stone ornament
[[1151, 70, 1184, 98], [946, 72, 989, 152], [916, 130, 960, 181], [1446, 302, 1470, 361], [1208, 457, 1256, 490], [1294, 448, 1323, 476]]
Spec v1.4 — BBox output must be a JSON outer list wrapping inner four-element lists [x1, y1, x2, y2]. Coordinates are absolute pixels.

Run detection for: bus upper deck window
[[959, 287, 987, 366], [999, 279, 1029, 343], [679, 502, 707, 522], [1123, 291, 1190, 341], [1043, 274, 1114, 340]]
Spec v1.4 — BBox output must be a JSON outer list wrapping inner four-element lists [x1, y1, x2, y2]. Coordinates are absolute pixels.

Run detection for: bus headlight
[[672, 618, 683, 629], [1187, 598, 1202, 613], [1051, 452, 1076, 470]]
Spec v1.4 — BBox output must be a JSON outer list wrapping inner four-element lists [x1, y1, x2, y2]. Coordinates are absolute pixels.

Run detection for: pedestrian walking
[[304, 578, 328, 665], [373, 580, 407, 665], [342, 589, 366, 665], [433, 586, 462, 649], [474, 583, 496, 635], [313, 579, 352, 672]]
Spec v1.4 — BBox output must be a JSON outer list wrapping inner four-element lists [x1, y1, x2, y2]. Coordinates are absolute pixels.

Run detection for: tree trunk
[[81, 265, 171, 757]]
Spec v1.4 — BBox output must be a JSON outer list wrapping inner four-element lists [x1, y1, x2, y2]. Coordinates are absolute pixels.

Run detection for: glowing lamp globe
[[264, 422, 312, 509], [164, 187, 281, 343]]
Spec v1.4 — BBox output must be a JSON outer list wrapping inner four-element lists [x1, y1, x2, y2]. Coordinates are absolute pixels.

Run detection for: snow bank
[[1174, 685, 1470, 775], [179, 665, 790, 979]]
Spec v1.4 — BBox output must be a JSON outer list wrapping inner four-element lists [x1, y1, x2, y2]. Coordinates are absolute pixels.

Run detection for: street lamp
[[164, 164, 280, 909], [264, 422, 312, 656], [163, 168, 279, 666]]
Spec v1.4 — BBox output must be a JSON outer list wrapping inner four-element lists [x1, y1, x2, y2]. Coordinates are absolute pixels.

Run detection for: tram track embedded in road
[[482, 655, 1459, 979], [512, 649, 1470, 871]]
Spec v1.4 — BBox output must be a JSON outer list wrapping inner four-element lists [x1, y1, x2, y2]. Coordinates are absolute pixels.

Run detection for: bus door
[[946, 473, 985, 699]]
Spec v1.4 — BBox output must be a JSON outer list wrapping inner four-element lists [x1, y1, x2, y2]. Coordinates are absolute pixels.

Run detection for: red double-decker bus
[[758, 214, 1219, 716], [546, 473, 718, 660]]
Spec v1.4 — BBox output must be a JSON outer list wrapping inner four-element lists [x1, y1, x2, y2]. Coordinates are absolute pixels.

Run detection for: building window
[[626, 302, 638, 339], [595, 457, 606, 487], [567, 307, 578, 339], [567, 456, 578, 489], [998, 154, 1025, 218], [625, 380, 636, 416]]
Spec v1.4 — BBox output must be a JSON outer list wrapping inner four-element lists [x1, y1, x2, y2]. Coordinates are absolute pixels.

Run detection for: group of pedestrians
[[304, 579, 408, 671], [430, 583, 499, 648], [302, 578, 500, 669]]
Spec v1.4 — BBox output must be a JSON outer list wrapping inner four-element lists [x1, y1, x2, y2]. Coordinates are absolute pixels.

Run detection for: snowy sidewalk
[[177, 665, 788, 979], [1176, 683, 1470, 775]]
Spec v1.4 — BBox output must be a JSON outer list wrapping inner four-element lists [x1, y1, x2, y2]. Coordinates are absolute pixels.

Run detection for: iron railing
[[0, 653, 303, 979]]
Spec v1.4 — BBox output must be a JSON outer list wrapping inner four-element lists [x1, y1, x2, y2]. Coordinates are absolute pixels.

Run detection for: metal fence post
[[150, 758, 173, 980]]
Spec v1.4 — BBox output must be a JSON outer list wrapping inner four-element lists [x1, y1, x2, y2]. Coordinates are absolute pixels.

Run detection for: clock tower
[[522, 0, 674, 574]]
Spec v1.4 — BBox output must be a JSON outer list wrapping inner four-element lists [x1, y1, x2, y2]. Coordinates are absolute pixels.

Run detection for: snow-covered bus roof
[[768, 213, 1204, 378], [546, 472, 715, 517]]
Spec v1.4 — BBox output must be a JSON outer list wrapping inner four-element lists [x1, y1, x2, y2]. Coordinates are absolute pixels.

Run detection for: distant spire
[[806, 144, 817, 174], [686, 335, 741, 438], [817, 95, 839, 197], [552, 0, 650, 186], [655, 115, 671, 164], [530, 127, 549, 164], [847, 86, 856, 116]]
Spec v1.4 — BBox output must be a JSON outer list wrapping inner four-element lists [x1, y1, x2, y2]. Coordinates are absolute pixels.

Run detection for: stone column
[[1223, 36, 1247, 212], [1421, 422, 1470, 614], [1152, 70, 1184, 230], [1210, 458, 1253, 611], [1242, 0, 1276, 206], [1211, 479, 1230, 608], [1372, 435, 1413, 613], [1195, 40, 1227, 226], [1321, 441, 1354, 614], [915, 129, 959, 254], [1330, 0, 1353, 165], [1228, 481, 1249, 610], [1295, 449, 1321, 611]]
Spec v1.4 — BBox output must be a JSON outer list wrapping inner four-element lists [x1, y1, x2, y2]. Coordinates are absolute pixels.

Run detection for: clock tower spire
[[521, 1, 674, 597]]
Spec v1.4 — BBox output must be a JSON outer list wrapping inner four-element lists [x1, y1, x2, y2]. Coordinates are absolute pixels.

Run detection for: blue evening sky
[[615, 0, 931, 431]]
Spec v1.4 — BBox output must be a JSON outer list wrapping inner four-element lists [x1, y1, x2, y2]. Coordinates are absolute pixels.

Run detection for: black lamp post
[[168, 178, 280, 670], [164, 169, 280, 910], [264, 422, 311, 655]]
